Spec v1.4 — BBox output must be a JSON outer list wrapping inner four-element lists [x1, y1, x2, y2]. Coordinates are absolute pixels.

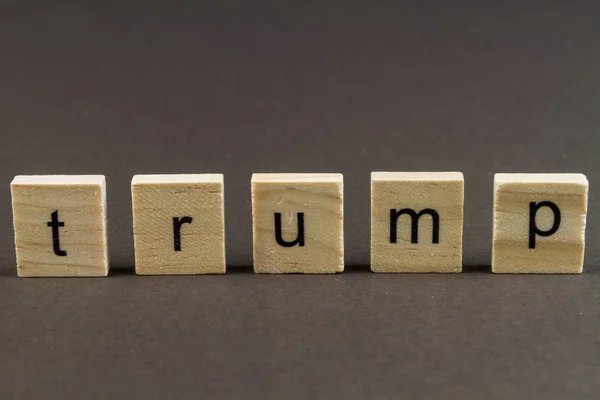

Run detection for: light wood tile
[[492, 173, 588, 274], [132, 174, 225, 275], [252, 173, 344, 274], [371, 172, 464, 273], [11, 175, 108, 277]]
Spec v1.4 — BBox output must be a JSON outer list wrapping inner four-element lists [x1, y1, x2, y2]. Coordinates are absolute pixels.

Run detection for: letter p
[[529, 201, 561, 249]]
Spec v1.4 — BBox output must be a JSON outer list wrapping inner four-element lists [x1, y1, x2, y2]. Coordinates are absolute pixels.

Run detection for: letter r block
[[132, 174, 226, 275], [251, 173, 344, 274], [371, 172, 464, 273], [492, 173, 588, 274], [11, 175, 108, 277]]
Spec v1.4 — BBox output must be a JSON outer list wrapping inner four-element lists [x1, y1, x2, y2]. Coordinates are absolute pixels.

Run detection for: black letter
[[173, 216, 193, 251], [529, 201, 561, 249], [47, 210, 67, 256], [274, 212, 305, 247], [390, 208, 440, 244]]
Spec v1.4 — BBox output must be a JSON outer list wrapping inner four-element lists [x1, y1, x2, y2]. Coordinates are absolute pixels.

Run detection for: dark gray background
[[0, 1, 599, 399]]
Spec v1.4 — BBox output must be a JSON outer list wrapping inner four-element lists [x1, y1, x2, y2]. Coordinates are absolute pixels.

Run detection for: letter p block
[[492, 173, 589, 274], [251, 173, 344, 274]]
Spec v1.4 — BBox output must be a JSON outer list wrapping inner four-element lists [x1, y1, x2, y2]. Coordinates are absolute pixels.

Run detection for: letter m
[[390, 208, 440, 244]]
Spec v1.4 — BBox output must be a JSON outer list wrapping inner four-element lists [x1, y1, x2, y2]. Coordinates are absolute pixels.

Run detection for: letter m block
[[370, 172, 464, 273]]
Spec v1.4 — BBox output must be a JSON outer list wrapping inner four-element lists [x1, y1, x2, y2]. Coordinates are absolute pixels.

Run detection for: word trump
[[10, 172, 589, 277]]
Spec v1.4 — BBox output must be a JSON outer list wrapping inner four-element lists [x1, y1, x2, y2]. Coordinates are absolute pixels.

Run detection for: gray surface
[[0, 1, 599, 399], [1, 270, 600, 399]]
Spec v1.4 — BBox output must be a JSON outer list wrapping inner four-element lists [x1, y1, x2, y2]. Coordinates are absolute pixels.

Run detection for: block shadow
[[4, 264, 597, 278]]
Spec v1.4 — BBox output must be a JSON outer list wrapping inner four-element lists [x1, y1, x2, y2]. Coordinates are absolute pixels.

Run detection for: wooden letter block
[[492, 173, 589, 274], [371, 172, 464, 273], [131, 174, 226, 275], [11, 175, 108, 277], [251, 173, 344, 274]]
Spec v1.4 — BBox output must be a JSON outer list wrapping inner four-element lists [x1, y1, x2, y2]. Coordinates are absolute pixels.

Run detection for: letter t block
[[11, 175, 109, 277], [492, 173, 589, 274], [371, 172, 464, 273], [251, 173, 344, 274], [132, 174, 226, 275]]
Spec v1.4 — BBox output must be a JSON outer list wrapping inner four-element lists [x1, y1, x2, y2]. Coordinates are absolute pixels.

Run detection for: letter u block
[[11, 175, 108, 277], [131, 174, 226, 275], [251, 173, 344, 274], [371, 172, 464, 273], [492, 173, 588, 274]]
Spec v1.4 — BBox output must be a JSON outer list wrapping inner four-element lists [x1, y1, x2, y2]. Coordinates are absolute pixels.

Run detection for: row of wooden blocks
[[10, 172, 589, 277]]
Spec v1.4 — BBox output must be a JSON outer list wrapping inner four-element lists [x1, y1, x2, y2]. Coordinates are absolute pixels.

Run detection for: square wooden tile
[[492, 173, 589, 274], [11, 175, 108, 277], [371, 172, 464, 273], [252, 173, 344, 274], [132, 174, 226, 275]]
